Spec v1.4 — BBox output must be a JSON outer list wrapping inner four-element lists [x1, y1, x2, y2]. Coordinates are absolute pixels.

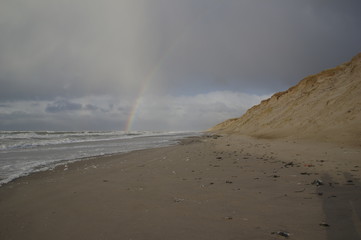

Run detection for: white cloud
[[0, 91, 271, 131], [131, 91, 271, 131]]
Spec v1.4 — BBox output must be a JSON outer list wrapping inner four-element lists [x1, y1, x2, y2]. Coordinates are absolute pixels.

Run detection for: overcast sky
[[1, 0, 361, 131]]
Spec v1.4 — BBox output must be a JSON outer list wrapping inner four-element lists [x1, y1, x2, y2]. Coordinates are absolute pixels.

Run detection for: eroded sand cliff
[[210, 53, 361, 146]]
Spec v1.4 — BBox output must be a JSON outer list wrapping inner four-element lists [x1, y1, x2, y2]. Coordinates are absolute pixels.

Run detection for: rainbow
[[124, 37, 185, 132], [124, 77, 150, 132], [123, 8, 210, 132]]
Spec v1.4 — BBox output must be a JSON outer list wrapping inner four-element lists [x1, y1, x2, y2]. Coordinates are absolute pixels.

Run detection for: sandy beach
[[0, 134, 360, 240]]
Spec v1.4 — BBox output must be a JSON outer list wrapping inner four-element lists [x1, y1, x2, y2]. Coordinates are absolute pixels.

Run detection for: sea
[[0, 130, 201, 186]]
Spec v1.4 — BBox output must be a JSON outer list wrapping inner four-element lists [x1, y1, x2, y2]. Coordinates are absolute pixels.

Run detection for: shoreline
[[1, 135, 360, 239], [0, 131, 200, 186]]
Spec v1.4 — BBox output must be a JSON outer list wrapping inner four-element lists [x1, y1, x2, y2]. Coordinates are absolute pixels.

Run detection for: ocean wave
[[0, 131, 201, 186], [0, 131, 165, 151]]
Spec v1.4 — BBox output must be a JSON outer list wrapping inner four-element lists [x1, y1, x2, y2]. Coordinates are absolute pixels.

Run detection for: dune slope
[[210, 53, 361, 146]]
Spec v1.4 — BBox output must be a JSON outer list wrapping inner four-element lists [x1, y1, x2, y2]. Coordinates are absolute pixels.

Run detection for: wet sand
[[0, 135, 360, 240]]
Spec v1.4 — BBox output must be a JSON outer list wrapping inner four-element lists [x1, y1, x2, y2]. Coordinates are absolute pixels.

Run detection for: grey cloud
[[45, 100, 82, 113], [45, 100, 114, 113], [0, 1, 152, 101], [1, 0, 360, 101], [153, 0, 361, 93], [1, 0, 361, 130], [0, 91, 266, 131], [84, 104, 99, 111], [0, 104, 11, 108]]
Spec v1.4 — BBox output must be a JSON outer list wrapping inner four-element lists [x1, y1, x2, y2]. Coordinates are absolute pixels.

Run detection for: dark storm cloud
[[147, 0, 361, 94], [0, 0, 151, 101], [1, 0, 361, 100], [0, 0, 361, 130]]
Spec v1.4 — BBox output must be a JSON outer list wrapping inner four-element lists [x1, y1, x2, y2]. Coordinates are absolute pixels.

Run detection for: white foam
[[0, 131, 201, 186]]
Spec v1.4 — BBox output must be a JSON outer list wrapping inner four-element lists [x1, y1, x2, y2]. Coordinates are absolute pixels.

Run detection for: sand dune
[[210, 53, 361, 146]]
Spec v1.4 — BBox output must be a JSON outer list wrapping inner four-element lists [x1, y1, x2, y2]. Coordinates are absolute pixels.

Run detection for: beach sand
[[0, 135, 360, 240]]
